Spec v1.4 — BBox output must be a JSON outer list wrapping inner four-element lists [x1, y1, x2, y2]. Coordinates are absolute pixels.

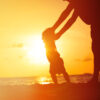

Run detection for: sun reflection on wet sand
[[38, 77, 53, 84]]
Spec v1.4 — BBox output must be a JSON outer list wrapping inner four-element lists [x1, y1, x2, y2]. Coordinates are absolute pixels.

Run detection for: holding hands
[[42, 27, 61, 41]]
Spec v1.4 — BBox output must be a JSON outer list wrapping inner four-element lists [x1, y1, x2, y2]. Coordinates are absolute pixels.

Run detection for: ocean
[[0, 74, 99, 86]]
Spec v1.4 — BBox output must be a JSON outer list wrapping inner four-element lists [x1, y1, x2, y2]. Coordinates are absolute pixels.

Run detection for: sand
[[0, 83, 100, 100]]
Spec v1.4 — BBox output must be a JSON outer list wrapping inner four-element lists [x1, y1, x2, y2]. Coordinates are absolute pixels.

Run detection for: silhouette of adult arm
[[55, 11, 78, 39], [52, 4, 73, 30]]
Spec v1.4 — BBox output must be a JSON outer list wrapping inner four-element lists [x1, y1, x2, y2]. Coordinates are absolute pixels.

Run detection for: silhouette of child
[[42, 28, 70, 84]]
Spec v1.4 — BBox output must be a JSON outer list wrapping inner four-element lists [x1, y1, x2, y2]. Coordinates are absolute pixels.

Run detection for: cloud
[[75, 57, 92, 62], [83, 57, 92, 62], [12, 43, 24, 48]]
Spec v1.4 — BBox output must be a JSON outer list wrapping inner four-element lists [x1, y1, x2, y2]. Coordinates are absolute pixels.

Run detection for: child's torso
[[44, 40, 57, 53]]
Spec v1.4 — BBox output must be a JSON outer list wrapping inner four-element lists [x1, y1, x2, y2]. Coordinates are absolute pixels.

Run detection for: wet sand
[[0, 83, 100, 100]]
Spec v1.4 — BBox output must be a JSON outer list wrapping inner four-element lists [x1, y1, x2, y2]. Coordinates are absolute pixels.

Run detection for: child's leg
[[50, 63, 58, 84], [63, 71, 70, 83], [51, 73, 58, 84]]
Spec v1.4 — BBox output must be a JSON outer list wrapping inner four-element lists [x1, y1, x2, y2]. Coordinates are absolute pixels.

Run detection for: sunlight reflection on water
[[38, 77, 52, 84]]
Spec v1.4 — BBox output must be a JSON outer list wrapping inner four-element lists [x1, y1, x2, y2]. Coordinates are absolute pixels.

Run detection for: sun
[[23, 35, 48, 64]]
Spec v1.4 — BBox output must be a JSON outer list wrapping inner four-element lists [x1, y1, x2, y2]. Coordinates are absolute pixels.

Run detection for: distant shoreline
[[0, 73, 93, 79]]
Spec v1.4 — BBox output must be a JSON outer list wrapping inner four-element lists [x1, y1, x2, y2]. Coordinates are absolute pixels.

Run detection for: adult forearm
[[53, 10, 69, 29], [52, 4, 73, 30], [56, 12, 78, 39], [58, 19, 74, 34]]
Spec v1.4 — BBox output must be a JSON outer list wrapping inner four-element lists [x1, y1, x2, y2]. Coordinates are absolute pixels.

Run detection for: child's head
[[42, 28, 55, 42]]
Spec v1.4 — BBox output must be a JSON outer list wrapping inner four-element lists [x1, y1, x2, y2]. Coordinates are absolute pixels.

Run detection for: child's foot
[[63, 73, 70, 83]]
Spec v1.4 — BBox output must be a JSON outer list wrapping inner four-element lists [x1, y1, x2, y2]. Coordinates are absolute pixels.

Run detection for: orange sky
[[0, 0, 93, 77]]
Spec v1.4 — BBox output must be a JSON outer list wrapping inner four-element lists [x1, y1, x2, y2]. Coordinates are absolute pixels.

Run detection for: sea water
[[0, 74, 99, 86]]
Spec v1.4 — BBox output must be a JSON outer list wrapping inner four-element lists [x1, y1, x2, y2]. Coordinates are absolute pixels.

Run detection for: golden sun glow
[[38, 77, 51, 84], [23, 35, 48, 65], [0, 0, 93, 78]]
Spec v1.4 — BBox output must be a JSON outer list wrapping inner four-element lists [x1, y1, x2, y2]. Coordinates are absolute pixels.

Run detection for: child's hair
[[42, 28, 50, 38], [42, 28, 50, 42], [42, 28, 55, 42]]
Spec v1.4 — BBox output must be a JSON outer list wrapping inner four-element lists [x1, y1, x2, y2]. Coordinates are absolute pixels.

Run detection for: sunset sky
[[0, 0, 93, 77]]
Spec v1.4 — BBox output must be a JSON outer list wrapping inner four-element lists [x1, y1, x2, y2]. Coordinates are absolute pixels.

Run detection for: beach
[[0, 82, 100, 100]]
